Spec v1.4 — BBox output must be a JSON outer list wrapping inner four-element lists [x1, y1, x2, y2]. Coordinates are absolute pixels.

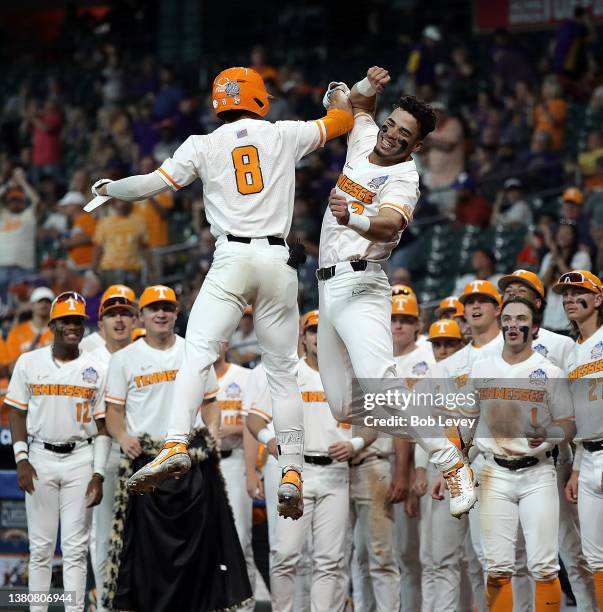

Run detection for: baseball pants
[[270, 463, 349, 612], [26, 443, 93, 612], [91, 443, 121, 612], [167, 237, 304, 470], [317, 266, 461, 472], [578, 449, 603, 572], [220, 448, 256, 612], [395, 497, 422, 612], [349, 458, 400, 612]]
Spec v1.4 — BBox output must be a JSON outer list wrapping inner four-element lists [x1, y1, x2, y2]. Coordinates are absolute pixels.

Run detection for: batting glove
[[322, 81, 351, 110], [91, 178, 113, 197]]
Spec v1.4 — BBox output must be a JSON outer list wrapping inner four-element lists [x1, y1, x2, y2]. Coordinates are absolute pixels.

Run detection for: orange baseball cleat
[[277, 467, 304, 520], [126, 442, 191, 493]]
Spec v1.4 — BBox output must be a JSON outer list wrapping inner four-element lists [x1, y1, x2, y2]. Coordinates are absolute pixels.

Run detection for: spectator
[[92, 200, 149, 291], [152, 119, 182, 165], [453, 248, 502, 295], [585, 156, 603, 194], [250, 45, 279, 83], [0, 168, 40, 300], [229, 307, 260, 366], [560, 187, 592, 251], [133, 156, 174, 248], [578, 131, 603, 177], [153, 66, 183, 120], [490, 178, 533, 226], [58, 191, 97, 270], [523, 131, 563, 184], [132, 99, 159, 158], [23, 98, 63, 182], [3, 286, 54, 369], [389, 266, 412, 286], [175, 97, 203, 142], [540, 221, 591, 332], [533, 75, 567, 150], [552, 7, 596, 84], [453, 173, 491, 227], [406, 25, 441, 99], [422, 102, 465, 211], [589, 212, 603, 278]]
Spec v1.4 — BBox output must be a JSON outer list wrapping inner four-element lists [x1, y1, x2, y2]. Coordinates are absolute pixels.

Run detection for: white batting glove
[[91, 178, 113, 197], [322, 81, 351, 110]]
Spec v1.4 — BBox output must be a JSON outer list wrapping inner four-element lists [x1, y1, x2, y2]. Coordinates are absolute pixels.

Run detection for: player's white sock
[[275, 429, 304, 472]]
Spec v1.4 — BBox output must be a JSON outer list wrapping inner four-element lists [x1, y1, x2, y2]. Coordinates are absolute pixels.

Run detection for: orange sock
[[594, 571, 603, 611], [487, 575, 513, 611], [535, 577, 561, 611]]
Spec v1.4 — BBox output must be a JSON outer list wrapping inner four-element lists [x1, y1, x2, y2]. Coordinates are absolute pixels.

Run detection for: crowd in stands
[[0, 4, 602, 378]]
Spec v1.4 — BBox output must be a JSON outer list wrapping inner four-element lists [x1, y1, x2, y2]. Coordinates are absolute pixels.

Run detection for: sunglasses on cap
[[558, 272, 600, 291], [392, 287, 414, 296], [54, 291, 87, 306]]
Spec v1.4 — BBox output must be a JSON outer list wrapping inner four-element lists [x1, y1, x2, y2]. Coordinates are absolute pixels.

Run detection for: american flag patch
[[236, 129, 248, 138]]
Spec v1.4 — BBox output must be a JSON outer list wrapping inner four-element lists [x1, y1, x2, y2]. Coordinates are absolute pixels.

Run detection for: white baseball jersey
[[532, 328, 574, 370], [89, 343, 110, 366], [566, 325, 603, 441], [463, 352, 573, 457], [80, 331, 105, 353], [106, 336, 219, 438], [216, 362, 251, 451], [395, 342, 435, 383], [245, 360, 351, 453], [158, 119, 326, 238], [5, 346, 107, 443], [318, 113, 420, 267]]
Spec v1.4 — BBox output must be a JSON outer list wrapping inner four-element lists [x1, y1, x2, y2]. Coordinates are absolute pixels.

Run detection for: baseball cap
[[435, 296, 462, 318], [503, 178, 522, 191], [132, 327, 146, 341], [50, 291, 87, 321], [423, 25, 442, 41], [30, 287, 55, 303], [139, 285, 178, 309], [392, 294, 419, 317], [562, 187, 585, 205], [391, 284, 415, 297], [99, 284, 137, 318], [552, 270, 602, 294], [458, 280, 502, 305], [498, 270, 545, 299], [58, 191, 86, 207], [428, 319, 462, 341], [301, 310, 319, 332], [452, 172, 475, 190]]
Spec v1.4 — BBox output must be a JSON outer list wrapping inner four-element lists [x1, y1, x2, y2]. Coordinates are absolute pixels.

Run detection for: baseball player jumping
[[7, 292, 110, 612], [317, 67, 475, 517], [89, 67, 354, 519]]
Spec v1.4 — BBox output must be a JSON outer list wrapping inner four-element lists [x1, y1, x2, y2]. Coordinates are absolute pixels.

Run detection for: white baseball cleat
[[443, 460, 477, 518], [127, 442, 191, 494], [277, 467, 303, 520]]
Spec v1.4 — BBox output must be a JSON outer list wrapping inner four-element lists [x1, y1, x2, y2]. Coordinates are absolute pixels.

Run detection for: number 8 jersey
[[157, 118, 327, 239], [5, 346, 107, 443]]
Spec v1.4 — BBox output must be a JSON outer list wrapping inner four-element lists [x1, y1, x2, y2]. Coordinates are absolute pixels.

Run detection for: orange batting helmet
[[498, 270, 545, 299], [212, 67, 270, 118], [139, 285, 178, 309]]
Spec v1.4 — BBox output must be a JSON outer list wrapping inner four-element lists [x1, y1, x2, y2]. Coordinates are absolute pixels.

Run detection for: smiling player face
[[373, 108, 421, 164]]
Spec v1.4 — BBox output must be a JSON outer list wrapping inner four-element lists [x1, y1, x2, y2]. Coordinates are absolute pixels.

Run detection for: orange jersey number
[[232, 145, 264, 195], [76, 401, 92, 424], [351, 202, 365, 215]]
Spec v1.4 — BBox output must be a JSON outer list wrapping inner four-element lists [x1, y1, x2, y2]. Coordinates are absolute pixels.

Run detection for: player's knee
[[270, 549, 300, 573], [28, 542, 54, 566], [184, 337, 221, 369], [487, 572, 512, 586]]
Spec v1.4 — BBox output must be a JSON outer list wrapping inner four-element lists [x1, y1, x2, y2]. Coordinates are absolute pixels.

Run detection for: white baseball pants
[[479, 457, 560, 580], [220, 448, 256, 612], [578, 449, 603, 572], [394, 499, 422, 612], [349, 458, 400, 612], [26, 444, 93, 612], [317, 267, 461, 472], [167, 237, 304, 469], [270, 463, 349, 612], [91, 443, 121, 612]]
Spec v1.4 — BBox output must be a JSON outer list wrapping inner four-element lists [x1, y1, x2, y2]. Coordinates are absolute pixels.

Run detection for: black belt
[[304, 454, 333, 466], [220, 449, 233, 459], [227, 234, 286, 247], [583, 439, 603, 453], [43, 438, 92, 454], [493, 451, 551, 471], [317, 260, 369, 281]]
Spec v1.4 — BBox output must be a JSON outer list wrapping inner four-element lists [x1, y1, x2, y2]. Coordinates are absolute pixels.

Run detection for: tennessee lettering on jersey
[[301, 390, 326, 403], [477, 387, 545, 402], [336, 174, 376, 204], [134, 370, 178, 388], [568, 359, 603, 379], [29, 384, 96, 400]]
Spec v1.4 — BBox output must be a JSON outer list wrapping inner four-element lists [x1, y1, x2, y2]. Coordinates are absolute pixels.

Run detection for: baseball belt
[[316, 259, 369, 281], [31, 438, 93, 454], [493, 451, 551, 471], [226, 234, 286, 247], [304, 454, 333, 466], [583, 438, 603, 453]]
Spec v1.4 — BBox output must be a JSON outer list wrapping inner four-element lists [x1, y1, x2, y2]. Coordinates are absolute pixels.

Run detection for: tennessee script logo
[[336, 174, 376, 204], [367, 175, 389, 190]]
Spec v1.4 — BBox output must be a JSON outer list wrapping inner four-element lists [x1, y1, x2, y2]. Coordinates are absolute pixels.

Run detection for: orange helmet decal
[[50, 291, 87, 321], [212, 67, 270, 118], [139, 285, 178, 309]]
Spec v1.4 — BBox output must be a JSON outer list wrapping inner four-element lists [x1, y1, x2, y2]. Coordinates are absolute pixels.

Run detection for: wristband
[[257, 428, 275, 446], [93, 434, 112, 479], [13, 441, 28, 463], [350, 437, 365, 453], [356, 77, 376, 97], [347, 213, 371, 234]]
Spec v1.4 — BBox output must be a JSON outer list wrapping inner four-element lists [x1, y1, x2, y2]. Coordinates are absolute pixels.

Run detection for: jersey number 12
[[232, 146, 264, 195]]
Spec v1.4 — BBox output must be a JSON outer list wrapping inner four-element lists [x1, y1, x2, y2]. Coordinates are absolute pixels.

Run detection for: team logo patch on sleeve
[[591, 341, 603, 359], [533, 344, 548, 357], [226, 382, 242, 398], [529, 369, 547, 386], [367, 175, 389, 190], [412, 361, 429, 376], [82, 367, 99, 384]]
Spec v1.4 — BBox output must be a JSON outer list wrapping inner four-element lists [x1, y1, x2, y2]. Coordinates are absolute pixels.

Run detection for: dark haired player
[[316, 68, 476, 518]]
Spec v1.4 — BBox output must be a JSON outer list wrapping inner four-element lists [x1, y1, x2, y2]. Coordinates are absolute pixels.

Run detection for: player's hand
[[387, 468, 409, 504], [328, 441, 354, 462], [412, 467, 428, 498], [431, 475, 446, 500], [564, 470, 579, 504], [404, 491, 420, 518], [246, 469, 264, 500], [16, 460, 37, 494], [366, 66, 391, 93], [328, 189, 350, 226], [118, 433, 142, 459], [266, 438, 278, 459], [92, 178, 113, 197], [85, 475, 103, 508]]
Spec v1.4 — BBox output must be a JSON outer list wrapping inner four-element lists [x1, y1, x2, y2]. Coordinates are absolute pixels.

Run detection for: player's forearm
[[200, 399, 220, 432], [105, 171, 168, 202], [349, 81, 376, 115], [349, 210, 403, 242], [105, 403, 127, 440], [353, 424, 377, 449], [243, 426, 259, 477], [246, 413, 273, 444], [8, 406, 28, 443], [394, 438, 412, 474]]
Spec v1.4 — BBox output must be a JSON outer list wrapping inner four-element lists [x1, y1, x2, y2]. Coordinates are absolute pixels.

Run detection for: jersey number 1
[[232, 146, 264, 195]]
